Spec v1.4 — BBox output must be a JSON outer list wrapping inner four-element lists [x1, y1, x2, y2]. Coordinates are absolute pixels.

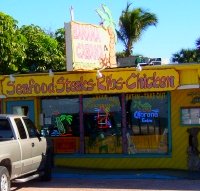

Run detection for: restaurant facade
[[0, 64, 200, 170], [1, 5, 200, 170]]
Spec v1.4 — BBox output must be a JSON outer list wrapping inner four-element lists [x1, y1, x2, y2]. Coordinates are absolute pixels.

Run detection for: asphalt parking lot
[[11, 168, 200, 191]]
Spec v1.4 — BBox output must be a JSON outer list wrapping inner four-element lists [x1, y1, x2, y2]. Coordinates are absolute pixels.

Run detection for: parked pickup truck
[[0, 114, 53, 191]]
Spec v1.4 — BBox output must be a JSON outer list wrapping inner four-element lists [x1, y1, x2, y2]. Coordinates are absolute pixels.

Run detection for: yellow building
[[0, 63, 200, 170]]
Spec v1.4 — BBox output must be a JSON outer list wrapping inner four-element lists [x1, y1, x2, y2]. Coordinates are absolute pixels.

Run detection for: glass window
[[15, 118, 27, 139], [126, 92, 169, 154], [41, 97, 80, 137], [23, 117, 39, 138], [181, 107, 200, 125], [41, 97, 80, 154], [12, 106, 29, 116], [83, 95, 122, 154], [0, 119, 14, 139]]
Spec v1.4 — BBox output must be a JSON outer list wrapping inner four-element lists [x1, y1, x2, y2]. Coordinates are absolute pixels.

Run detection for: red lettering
[[6, 81, 15, 95], [21, 84, 30, 94], [76, 43, 104, 60], [56, 77, 65, 93], [87, 79, 95, 91], [4, 72, 176, 97], [152, 72, 159, 88], [126, 73, 137, 89], [97, 75, 106, 90], [41, 83, 48, 93], [34, 84, 40, 94], [47, 79, 55, 93], [72, 23, 102, 42], [16, 84, 23, 95]]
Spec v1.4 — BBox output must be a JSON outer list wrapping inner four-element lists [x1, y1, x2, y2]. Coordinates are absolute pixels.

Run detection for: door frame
[[6, 100, 35, 122]]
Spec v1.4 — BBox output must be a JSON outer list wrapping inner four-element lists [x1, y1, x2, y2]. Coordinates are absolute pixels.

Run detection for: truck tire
[[41, 153, 52, 181], [0, 166, 10, 191]]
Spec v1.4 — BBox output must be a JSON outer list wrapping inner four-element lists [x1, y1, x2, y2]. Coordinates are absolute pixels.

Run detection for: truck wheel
[[0, 166, 10, 191], [41, 154, 52, 181]]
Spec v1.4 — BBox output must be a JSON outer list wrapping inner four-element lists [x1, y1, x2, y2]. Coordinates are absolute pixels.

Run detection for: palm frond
[[117, 4, 158, 56], [196, 37, 200, 50], [102, 4, 113, 22], [96, 9, 109, 23], [96, 4, 117, 43]]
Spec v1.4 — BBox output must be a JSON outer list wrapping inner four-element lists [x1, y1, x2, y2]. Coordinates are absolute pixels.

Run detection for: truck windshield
[[0, 119, 14, 140]]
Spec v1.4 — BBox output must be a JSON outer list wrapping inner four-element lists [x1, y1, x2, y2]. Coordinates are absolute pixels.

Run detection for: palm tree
[[171, 38, 200, 64], [117, 3, 158, 56], [172, 49, 199, 63], [196, 37, 200, 51], [195, 37, 200, 62]]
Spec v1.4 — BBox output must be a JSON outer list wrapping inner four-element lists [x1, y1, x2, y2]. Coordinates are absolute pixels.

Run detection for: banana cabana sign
[[1, 69, 179, 98], [65, 4, 117, 71]]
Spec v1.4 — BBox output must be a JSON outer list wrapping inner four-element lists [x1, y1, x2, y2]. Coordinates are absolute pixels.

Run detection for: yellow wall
[[1, 64, 200, 170], [170, 88, 200, 169]]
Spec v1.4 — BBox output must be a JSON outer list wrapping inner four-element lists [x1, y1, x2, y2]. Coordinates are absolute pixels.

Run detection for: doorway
[[6, 100, 35, 122]]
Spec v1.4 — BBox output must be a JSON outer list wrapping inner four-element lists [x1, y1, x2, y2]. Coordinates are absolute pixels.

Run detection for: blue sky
[[1, 0, 200, 62]]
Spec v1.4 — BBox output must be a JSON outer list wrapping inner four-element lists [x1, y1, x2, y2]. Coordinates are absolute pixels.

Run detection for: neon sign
[[134, 109, 159, 123], [132, 100, 160, 123]]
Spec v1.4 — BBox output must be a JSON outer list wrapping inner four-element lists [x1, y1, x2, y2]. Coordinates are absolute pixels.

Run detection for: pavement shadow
[[11, 168, 200, 190]]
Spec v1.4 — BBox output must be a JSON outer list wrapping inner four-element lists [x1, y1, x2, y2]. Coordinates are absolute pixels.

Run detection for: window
[[41, 97, 80, 137], [15, 118, 27, 139], [0, 119, 14, 139], [41, 97, 80, 154], [126, 92, 169, 154], [12, 106, 29, 116], [181, 107, 200, 125], [23, 117, 39, 138], [83, 95, 122, 154]]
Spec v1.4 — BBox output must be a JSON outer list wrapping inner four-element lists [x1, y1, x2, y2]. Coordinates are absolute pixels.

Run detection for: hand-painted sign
[[65, 21, 117, 71], [2, 69, 179, 97]]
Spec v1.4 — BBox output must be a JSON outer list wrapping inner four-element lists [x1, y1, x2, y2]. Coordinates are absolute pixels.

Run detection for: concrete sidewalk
[[52, 167, 200, 180]]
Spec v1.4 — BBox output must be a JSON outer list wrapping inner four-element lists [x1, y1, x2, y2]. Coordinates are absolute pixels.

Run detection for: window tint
[[0, 119, 14, 139], [83, 95, 122, 154], [15, 118, 27, 139], [23, 117, 39, 138], [41, 97, 80, 138], [126, 92, 169, 154]]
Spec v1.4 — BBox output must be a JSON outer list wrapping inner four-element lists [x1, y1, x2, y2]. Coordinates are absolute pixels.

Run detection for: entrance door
[[6, 100, 35, 122]]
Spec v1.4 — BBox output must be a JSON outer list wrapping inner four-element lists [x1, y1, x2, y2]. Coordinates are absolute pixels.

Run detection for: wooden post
[[79, 95, 84, 154], [121, 93, 127, 153]]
